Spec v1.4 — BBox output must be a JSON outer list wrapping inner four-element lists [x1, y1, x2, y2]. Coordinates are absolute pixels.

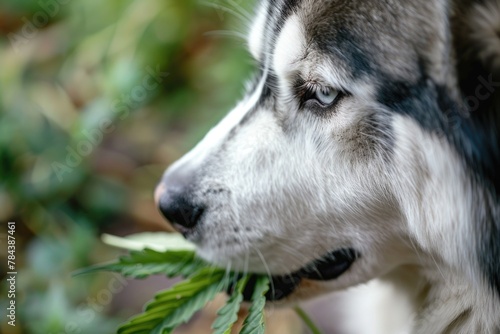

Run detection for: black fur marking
[[377, 78, 452, 167], [315, 26, 374, 80], [292, 75, 308, 105], [260, 71, 278, 102]]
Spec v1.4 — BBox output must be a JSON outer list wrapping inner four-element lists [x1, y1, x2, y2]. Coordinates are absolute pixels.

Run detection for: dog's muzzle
[[156, 164, 359, 301]]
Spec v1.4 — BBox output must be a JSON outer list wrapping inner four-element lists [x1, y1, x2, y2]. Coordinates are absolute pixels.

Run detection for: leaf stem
[[293, 306, 323, 334]]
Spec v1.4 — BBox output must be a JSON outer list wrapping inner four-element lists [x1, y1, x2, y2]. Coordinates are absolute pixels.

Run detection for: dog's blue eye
[[315, 88, 338, 106], [298, 82, 342, 110]]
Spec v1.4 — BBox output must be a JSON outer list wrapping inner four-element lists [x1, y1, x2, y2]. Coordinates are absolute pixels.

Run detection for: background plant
[[0, 1, 255, 333]]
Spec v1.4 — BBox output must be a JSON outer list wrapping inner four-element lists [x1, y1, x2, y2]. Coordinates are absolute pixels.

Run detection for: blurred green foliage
[[0, 0, 255, 332]]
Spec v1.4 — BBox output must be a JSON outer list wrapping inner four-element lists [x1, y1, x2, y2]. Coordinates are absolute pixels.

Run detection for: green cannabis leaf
[[74, 249, 205, 279], [212, 276, 250, 334], [76, 235, 322, 334], [119, 268, 227, 334], [240, 276, 269, 334]]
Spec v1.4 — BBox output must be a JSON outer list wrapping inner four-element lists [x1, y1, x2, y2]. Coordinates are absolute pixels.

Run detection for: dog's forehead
[[250, 0, 449, 83]]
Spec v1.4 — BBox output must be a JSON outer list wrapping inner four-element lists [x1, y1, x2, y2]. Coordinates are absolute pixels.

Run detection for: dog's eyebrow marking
[[248, 0, 303, 63], [273, 14, 307, 77], [273, 0, 302, 37], [268, 13, 310, 110]]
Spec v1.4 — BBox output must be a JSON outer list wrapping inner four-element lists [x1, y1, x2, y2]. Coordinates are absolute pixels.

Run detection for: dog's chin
[[228, 249, 358, 303]]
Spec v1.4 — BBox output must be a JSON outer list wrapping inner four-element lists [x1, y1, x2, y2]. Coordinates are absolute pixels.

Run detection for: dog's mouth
[[230, 248, 358, 301]]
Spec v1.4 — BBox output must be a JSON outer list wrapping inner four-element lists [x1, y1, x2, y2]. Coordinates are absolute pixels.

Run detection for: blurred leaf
[[74, 248, 205, 279], [0, 0, 256, 331], [101, 232, 196, 251]]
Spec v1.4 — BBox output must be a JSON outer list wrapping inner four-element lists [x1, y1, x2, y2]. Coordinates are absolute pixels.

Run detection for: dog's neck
[[391, 113, 500, 332]]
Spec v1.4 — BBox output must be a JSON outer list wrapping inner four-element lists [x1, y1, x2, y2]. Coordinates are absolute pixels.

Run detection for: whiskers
[[200, 0, 253, 43], [204, 30, 248, 41], [253, 245, 276, 299], [223, 260, 234, 291], [201, 0, 253, 24]]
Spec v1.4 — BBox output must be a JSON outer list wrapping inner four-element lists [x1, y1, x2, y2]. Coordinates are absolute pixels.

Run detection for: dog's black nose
[[155, 164, 205, 235], [158, 189, 205, 233]]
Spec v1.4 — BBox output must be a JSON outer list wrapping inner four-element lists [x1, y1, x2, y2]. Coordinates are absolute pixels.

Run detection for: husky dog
[[155, 0, 500, 332]]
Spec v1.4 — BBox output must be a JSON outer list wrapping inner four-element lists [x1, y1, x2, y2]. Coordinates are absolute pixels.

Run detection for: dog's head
[[156, 0, 500, 302]]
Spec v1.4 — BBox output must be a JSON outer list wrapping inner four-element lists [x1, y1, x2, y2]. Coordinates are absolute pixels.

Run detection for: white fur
[[318, 277, 416, 334], [391, 116, 500, 333]]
